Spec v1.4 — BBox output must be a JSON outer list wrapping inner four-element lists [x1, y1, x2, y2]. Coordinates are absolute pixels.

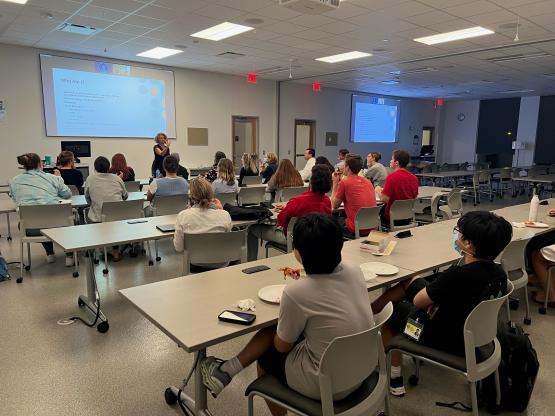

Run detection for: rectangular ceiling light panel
[[191, 22, 254, 41], [137, 47, 183, 59], [414, 26, 494, 45], [316, 51, 371, 63]]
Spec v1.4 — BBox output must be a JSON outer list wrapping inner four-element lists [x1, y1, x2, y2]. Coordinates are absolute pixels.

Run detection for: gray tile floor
[[0, 192, 552, 416]]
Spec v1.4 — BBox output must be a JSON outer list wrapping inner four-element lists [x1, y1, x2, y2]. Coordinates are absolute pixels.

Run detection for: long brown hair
[[108, 153, 131, 178], [17, 153, 41, 170], [189, 177, 214, 209], [273, 159, 303, 188], [217, 158, 236, 186]]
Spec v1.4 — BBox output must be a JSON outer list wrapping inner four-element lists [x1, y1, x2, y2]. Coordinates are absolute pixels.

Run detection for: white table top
[[416, 170, 479, 178], [416, 186, 452, 198], [0, 197, 16, 214], [512, 175, 555, 184], [69, 191, 146, 208], [138, 178, 151, 186]]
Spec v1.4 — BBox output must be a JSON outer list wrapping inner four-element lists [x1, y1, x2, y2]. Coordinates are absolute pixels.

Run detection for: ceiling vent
[[257, 65, 301, 75], [215, 52, 245, 59], [58, 23, 97, 36], [389, 67, 438, 75], [487, 52, 551, 63], [279, 0, 339, 15]]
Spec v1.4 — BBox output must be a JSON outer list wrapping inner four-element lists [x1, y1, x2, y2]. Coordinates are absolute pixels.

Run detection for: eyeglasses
[[453, 226, 460, 233]]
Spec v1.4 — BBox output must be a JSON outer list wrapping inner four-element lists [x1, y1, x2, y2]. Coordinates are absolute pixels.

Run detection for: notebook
[[156, 224, 175, 233]]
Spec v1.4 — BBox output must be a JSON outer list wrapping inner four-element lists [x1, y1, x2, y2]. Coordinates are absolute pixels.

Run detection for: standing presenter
[[152, 132, 170, 177]]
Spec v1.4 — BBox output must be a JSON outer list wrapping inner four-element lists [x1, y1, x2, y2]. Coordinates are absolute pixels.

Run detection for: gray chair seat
[[386, 335, 493, 372], [264, 241, 287, 253], [245, 371, 379, 416]]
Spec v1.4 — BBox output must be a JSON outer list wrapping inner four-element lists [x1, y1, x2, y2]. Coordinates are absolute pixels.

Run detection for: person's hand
[[332, 171, 341, 184], [117, 171, 124, 179], [549, 208, 555, 216], [53, 169, 61, 177], [212, 198, 223, 210], [375, 185, 383, 194]]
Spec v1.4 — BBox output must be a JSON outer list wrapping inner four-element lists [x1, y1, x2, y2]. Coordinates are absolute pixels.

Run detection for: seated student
[[247, 164, 332, 261], [375, 150, 418, 227], [528, 220, 555, 304], [170, 153, 189, 180], [364, 152, 388, 187], [315, 156, 335, 175], [173, 177, 232, 269], [200, 213, 375, 409], [260, 152, 278, 184], [146, 155, 189, 216], [108, 153, 135, 182], [299, 148, 316, 181], [54, 150, 84, 193], [331, 154, 376, 238], [85, 156, 128, 261], [239, 153, 259, 186], [371, 211, 511, 396], [334, 148, 350, 170], [266, 159, 304, 197], [10, 153, 73, 265], [212, 158, 239, 194], [204, 151, 226, 183]]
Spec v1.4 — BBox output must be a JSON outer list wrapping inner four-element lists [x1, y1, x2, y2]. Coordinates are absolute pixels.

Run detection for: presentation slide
[[350, 95, 400, 143], [40, 54, 177, 138]]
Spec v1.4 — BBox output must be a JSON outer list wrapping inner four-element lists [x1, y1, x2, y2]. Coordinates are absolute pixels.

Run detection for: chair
[[386, 282, 513, 416], [242, 176, 262, 186], [492, 167, 512, 198], [215, 192, 237, 206], [181, 230, 247, 275], [238, 186, 266, 206], [124, 181, 141, 192], [152, 194, 189, 261], [539, 246, 555, 315], [100, 199, 146, 274], [500, 233, 533, 325], [278, 186, 306, 203], [68, 185, 80, 196], [354, 206, 381, 238], [18, 204, 77, 283], [265, 217, 297, 257], [465, 172, 492, 206], [389, 199, 416, 231], [246, 302, 393, 416], [415, 192, 444, 224], [439, 188, 463, 219]]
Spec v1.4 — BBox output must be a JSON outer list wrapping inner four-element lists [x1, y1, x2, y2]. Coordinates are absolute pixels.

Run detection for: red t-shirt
[[382, 169, 418, 219], [277, 190, 332, 233], [334, 175, 376, 233]]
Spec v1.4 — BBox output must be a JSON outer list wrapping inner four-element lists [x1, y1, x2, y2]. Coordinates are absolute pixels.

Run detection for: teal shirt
[[9, 170, 71, 206]]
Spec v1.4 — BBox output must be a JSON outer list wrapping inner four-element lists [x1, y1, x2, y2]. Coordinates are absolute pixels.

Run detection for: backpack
[[0, 255, 10, 282], [223, 203, 273, 222], [480, 320, 539, 413]]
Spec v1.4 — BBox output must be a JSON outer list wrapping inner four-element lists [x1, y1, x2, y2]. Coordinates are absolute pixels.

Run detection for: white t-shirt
[[212, 178, 239, 194], [277, 262, 375, 400], [299, 157, 315, 181]]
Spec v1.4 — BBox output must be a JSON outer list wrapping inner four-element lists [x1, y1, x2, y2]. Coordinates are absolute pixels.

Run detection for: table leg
[[6, 212, 12, 241], [166, 349, 213, 416], [77, 249, 109, 333]]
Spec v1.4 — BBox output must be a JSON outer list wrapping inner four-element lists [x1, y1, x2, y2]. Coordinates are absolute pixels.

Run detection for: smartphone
[[242, 265, 270, 274], [127, 219, 148, 224], [218, 310, 256, 325], [395, 230, 413, 239]]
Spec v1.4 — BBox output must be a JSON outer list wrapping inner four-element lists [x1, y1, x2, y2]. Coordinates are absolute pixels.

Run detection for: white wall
[[0, 43, 277, 181], [437, 100, 480, 164], [514, 96, 540, 167], [278, 82, 437, 165]]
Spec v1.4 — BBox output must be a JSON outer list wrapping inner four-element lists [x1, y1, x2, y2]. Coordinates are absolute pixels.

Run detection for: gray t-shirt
[[365, 163, 388, 187], [85, 173, 128, 222], [277, 262, 375, 400]]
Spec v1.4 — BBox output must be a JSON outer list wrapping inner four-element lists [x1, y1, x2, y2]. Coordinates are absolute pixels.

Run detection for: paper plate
[[258, 285, 286, 304], [360, 268, 377, 282], [360, 262, 399, 276], [526, 222, 549, 228]]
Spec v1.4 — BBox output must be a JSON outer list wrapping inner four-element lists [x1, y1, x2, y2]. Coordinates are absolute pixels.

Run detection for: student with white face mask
[[370, 211, 512, 397]]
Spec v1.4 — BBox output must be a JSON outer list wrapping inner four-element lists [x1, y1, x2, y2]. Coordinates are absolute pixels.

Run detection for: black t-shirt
[[239, 167, 258, 185], [58, 168, 84, 191], [423, 261, 507, 355], [261, 162, 277, 184], [177, 164, 189, 180]]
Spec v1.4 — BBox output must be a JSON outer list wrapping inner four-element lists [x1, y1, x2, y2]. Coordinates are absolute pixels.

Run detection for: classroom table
[[0, 196, 16, 240], [69, 191, 146, 208]]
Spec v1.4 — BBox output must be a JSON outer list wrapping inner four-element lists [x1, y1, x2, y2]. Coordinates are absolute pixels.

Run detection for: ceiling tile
[[193, 4, 245, 20], [77, 5, 128, 22], [90, 0, 146, 13]]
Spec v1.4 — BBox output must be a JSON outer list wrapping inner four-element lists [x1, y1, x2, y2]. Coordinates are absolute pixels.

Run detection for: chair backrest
[[242, 175, 262, 185], [463, 281, 513, 381], [389, 199, 416, 230], [19, 204, 74, 232], [68, 185, 80, 196], [447, 189, 463, 215], [439, 164, 450, 172], [500, 233, 533, 274], [499, 167, 512, 180], [429, 192, 444, 221], [431, 164, 440, 173], [153, 194, 188, 216], [286, 217, 297, 253], [478, 171, 491, 184], [101, 199, 144, 222], [182, 230, 247, 275], [318, 302, 393, 416], [279, 186, 306, 202], [421, 164, 432, 173], [125, 181, 141, 192], [238, 186, 266, 206], [215, 192, 237, 206], [354, 206, 381, 238]]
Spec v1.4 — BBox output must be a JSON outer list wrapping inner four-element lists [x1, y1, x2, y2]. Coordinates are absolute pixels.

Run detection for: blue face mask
[[453, 230, 463, 256]]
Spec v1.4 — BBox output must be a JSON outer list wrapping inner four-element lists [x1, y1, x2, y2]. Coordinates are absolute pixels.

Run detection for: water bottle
[[528, 193, 539, 222], [155, 169, 160, 178]]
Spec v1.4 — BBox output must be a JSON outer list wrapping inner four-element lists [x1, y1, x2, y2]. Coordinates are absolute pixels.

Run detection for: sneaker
[[389, 376, 406, 397], [200, 356, 231, 398], [46, 254, 56, 264], [65, 256, 75, 267]]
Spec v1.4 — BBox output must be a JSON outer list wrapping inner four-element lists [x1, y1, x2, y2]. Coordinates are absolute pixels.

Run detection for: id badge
[[404, 318, 424, 341]]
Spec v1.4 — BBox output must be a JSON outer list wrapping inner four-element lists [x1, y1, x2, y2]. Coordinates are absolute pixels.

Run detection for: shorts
[[257, 345, 289, 385], [388, 278, 429, 334]]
